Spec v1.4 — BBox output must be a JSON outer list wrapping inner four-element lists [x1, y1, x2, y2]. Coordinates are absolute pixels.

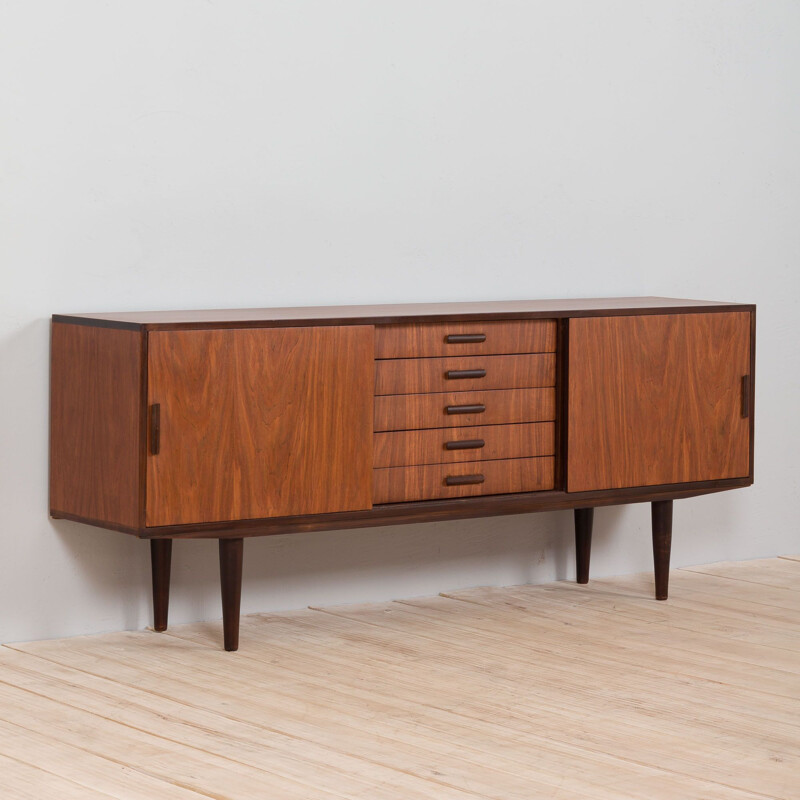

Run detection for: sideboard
[[50, 298, 755, 650]]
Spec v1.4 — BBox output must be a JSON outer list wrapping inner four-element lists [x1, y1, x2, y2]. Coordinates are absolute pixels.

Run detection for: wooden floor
[[1, 558, 799, 799]]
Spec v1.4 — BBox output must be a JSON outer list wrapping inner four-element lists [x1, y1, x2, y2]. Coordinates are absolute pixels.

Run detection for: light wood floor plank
[[16, 626, 767, 800], [393, 595, 800, 714], [10, 643, 604, 800], [682, 558, 800, 591], [434, 587, 800, 700], [0, 717, 209, 800], [495, 580, 800, 652], [11, 632, 612, 800], [448, 583, 800, 674], [166, 611, 798, 798], [594, 571, 800, 625], [0, 749, 118, 800], [621, 566, 800, 612], [4, 558, 799, 800], [300, 603, 799, 795], [0, 674, 346, 800], [0, 647, 482, 800]]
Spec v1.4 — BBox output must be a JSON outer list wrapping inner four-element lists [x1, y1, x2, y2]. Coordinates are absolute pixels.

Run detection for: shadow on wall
[[46, 476, 749, 638], [50, 505, 596, 629], [49, 519, 151, 632]]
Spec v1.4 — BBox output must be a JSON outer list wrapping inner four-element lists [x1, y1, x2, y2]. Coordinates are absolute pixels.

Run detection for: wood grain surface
[[373, 457, 555, 503], [375, 353, 555, 395], [146, 326, 374, 526], [375, 320, 557, 359], [375, 388, 556, 432], [146, 479, 748, 538], [54, 297, 749, 330], [50, 322, 143, 528], [373, 423, 555, 468], [568, 312, 751, 492]]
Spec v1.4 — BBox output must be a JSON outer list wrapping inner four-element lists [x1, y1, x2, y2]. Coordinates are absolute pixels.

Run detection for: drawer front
[[375, 320, 556, 359], [373, 456, 555, 504], [374, 422, 555, 468], [375, 353, 555, 396], [374, 388, 555, 432]]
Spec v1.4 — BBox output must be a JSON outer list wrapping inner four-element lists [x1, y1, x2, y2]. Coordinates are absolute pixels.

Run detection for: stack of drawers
[[372, 319, 558, 504]]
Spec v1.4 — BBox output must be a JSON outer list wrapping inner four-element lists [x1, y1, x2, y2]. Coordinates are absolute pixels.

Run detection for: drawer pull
[[445, 438, 485, 451], [446, 403, 485, 415], [446, 368, 486, 380], [445, 474, 485, 486], [446, 333, 486, 344]]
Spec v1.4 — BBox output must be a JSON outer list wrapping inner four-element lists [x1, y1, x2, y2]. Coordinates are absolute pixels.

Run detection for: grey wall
[[1, 1, 798, 642]]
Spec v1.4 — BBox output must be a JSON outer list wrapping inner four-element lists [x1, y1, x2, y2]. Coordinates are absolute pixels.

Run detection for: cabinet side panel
[[50, 322, 143, 528], [567, 312, 751, 492], [147, 325, 374, 526]]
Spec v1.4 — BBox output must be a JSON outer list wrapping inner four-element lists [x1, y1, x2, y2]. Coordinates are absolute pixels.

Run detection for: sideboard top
[[53, 297, 754, 331]]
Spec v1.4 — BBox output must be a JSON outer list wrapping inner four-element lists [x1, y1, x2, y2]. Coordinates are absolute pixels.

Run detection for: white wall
[[1, 1, 798, 643]]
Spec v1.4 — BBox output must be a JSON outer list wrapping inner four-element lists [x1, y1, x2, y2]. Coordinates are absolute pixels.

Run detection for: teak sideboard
[[50, 298, 755, 650]]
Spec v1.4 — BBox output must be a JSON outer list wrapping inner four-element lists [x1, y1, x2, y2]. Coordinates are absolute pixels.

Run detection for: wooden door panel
[[147, 326, 373, 526], [568, 313, 751, 492]]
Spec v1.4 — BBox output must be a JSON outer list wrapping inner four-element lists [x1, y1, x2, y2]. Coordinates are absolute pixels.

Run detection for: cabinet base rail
[[149, 501, 674, 652]]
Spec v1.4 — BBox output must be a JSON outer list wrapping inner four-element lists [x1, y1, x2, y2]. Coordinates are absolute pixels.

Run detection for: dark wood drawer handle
[[445, 474, 485, 486], [445, 438, 485, 450], [446, 403, 485, 415], [446, 333, 486, 344], [446, 369, 486, 380]]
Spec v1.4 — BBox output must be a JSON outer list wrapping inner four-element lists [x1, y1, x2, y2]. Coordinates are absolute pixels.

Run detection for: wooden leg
[[652, 500, 673, 601], [219, 538, 244, 651], [150, 539, 172, 632], [574, 508, 593, 584]]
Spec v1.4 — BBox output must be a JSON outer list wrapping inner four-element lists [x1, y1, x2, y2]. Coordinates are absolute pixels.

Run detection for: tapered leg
[[219, 538, 244, 651], [150, 539, 172, 632], [651, 500, 673, 601], [574, 508, 594, 584]]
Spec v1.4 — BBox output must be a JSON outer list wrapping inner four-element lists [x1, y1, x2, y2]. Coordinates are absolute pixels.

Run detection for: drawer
[[373, 456, 555, 504], [374, 422, 555, 468], [375, 353, 555, 396], [374, 388, 555, 432], [375, 319, 556, 359]]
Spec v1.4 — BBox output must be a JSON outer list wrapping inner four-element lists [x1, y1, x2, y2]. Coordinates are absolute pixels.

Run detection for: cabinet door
[[146, 326, 373, 526], [568, 312, 751, 492]]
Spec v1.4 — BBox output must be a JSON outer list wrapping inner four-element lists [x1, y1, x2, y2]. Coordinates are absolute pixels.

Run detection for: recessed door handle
[[741, 375, 750, 418], [446, 403, 485, 415], [446, 369, 486, 380], [445, 439, 485, 450], [445, 474, 485, 486], [446, 333, 486, 344], [149, 403, 161, 455]]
